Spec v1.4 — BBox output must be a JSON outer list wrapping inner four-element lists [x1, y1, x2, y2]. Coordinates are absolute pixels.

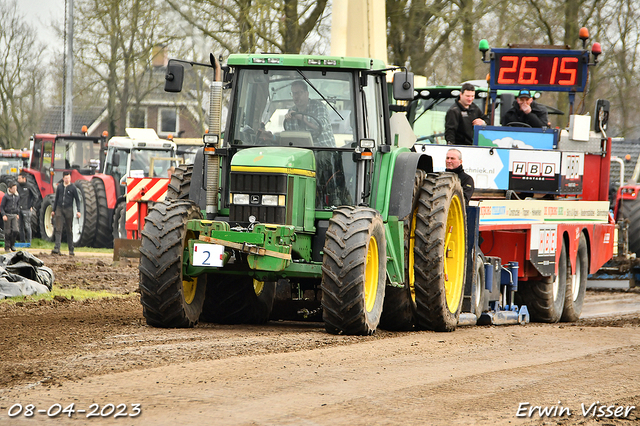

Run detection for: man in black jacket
[[51, 171, 81, 255], [17, 173, 35, 244], [1, 181, 21, 252], [445, 148, 474, 205], [444, 83, 488, 145], [503, 89, 550, 128]]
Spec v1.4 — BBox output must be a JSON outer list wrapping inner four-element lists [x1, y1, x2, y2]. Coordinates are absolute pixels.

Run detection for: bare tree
[[0, 0, 46, 149], [165, 0, 329, 54]]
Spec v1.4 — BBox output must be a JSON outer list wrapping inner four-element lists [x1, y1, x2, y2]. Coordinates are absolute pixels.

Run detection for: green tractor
[[138, 53, 467, 334]]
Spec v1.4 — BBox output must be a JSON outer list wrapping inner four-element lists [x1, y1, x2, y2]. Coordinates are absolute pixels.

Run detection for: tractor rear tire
[[166, 164, 193, 200], [516, 239, 567, 323], [139, 200, 204, 328], [379, 170, 426, 331], [200, 276, 276, 324], [413, 173, 467, 332], [621, 197, 640, 255], [562, 233, 588, 322], [39, 194, 56, 242], [91, 178, 113, 248], [321, 206, 387, 335], [112, 201, 126, 240], [74, 180, 98, 247]]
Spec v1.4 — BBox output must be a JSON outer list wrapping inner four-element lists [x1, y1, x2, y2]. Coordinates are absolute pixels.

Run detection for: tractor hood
[[230, 147, 316, 175]]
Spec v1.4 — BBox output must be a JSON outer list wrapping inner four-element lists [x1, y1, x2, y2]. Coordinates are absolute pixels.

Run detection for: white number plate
[[192, 243, 225, 267]]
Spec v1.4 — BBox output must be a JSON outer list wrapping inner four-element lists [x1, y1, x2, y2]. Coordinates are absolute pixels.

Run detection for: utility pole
[[63, 0, 74, 133]]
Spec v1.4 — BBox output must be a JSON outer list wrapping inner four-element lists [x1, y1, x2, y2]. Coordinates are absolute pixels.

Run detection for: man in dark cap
[[17, 172, 36, 244], [503, 89, 550, 128], [51, 171, 81, 255]]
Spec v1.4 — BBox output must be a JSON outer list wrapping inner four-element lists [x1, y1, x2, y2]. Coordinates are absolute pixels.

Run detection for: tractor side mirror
[[112, 152, 120, 167], [393, 71, 414, 101], [165, 62, 185, 93]]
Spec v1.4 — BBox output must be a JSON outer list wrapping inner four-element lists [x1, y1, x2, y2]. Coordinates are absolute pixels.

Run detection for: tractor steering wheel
[[284, 112, 323, 137], [506, 121, 532, 128]]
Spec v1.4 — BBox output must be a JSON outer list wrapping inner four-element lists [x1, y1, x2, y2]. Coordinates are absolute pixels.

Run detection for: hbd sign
[[509, 150, 560, 193]]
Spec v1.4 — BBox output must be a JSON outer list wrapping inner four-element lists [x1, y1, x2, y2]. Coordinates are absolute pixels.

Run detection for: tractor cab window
[[230, 69, 356, 148], [130, 149, 175, 178], [57, 139, 103, 172], [230, 68, 358, 209], [105, 148, 129, 184]]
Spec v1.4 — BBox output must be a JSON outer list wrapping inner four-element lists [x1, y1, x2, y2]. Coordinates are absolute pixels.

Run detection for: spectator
[[1, 181, 20, 252], [503, 89, 550, 128], [445, 148, 474, 205], [444, 83, 488, 145], [17, 173, 35, 244], [51, 171, 81, 256]]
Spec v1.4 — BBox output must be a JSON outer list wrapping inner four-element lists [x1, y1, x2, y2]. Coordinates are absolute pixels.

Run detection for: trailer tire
[[200, 277, 276, 324], [139, 200, 204, 328], [414, 173, 467, 332], [517, 239, 567, 323], [112, 201, 126, 240], [91, 178, 113, 248], [166, 164, 193, 200], [562, 233, 588, 322], [621, 197, 640, 255], [39, 195, 56, 242], [74, 180, 98, 247], [321, 206, 386, 335]]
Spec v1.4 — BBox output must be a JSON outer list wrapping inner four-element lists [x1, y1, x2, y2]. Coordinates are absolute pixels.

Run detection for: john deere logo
[[250, 195, 260, 204]]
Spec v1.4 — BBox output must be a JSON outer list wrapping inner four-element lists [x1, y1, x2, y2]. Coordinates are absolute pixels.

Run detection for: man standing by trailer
[[51, 171, 81, 256], [1, 181, 20, 252]]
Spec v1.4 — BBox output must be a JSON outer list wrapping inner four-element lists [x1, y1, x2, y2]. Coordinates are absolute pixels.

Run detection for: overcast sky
[[17, 0, 65, 48]]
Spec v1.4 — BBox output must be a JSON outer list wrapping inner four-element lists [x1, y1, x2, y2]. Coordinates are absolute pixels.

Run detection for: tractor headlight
[[261, 195, 278, 206], [233, 193, 250, 205]]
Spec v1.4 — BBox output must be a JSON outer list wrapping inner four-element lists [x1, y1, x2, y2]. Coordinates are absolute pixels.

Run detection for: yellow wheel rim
[[444, 195, 465, 313], [408, 210, 417, 302], [364, 235, 379, 313], [182, 229, 198, 304], [253, 279, 264, 296]]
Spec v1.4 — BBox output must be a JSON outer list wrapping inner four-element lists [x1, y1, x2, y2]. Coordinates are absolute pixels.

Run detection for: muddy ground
[[0, 252, 639, 425]]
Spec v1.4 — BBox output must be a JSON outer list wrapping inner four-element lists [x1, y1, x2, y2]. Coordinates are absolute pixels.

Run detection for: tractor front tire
[[200, 276, 276, 324], [139, 200, 204, 328], [516, 239, 567, 323], [39, 194, 56, 242], [413, 173, 467, 332], [321, 206, 387, 335], [112, 201, 126, 240]]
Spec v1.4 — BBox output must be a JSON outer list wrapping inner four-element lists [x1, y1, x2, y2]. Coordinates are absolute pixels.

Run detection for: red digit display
[[494, 52, 585, 90]]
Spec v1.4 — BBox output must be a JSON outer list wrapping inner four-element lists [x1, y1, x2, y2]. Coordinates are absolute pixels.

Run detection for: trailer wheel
[[73, 180, 98, 247], [621, 197, 640, 255], [139, 200, 204, 327], [562, 233, 588, 321], [321, 206, 386, 335], [39, 194, 56, 242], [91, 178, 113, 248], [517, 239, 567, 323], [463, 252, 486, 317], [112, 201, 126, 240], [413, 173, 467, 332], [200, 277, 276, 324], [166, 164, 193, 200]]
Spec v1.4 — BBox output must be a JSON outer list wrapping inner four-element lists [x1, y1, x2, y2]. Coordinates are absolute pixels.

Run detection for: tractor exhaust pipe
[[205, 54, 223, 220]]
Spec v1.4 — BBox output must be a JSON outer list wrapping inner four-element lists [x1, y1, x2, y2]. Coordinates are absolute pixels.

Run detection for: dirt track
[[0, 253, 639, 425]]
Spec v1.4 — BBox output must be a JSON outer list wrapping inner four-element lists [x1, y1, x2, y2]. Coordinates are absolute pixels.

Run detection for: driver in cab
[[283, 80, 335, 147], [503, 89, 550, 128]]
